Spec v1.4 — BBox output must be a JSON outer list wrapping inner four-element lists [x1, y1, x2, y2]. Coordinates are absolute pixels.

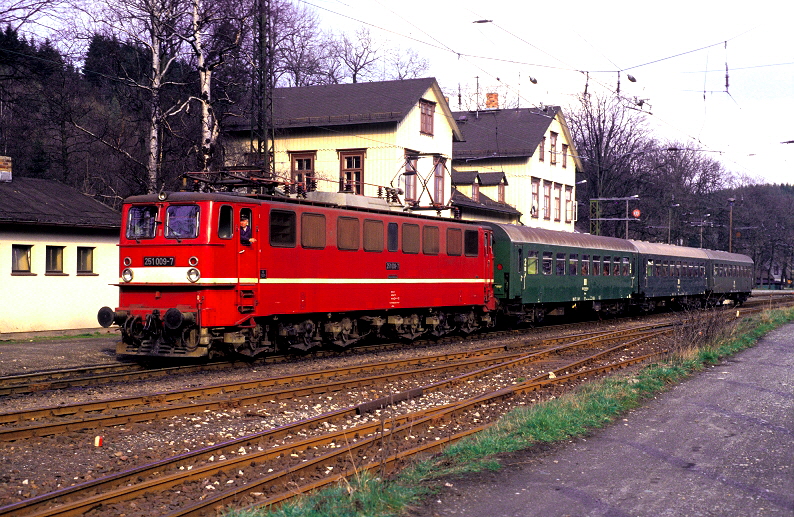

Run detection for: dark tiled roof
[[231, 78, 440, 130], [452, 106, 560, 160], [0, 177, 120, 229], [451, 189, 521, 216], [451, 169, 479, 185]]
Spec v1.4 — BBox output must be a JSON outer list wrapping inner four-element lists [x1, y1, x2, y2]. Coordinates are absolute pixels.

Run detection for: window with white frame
[[549, 132, 558, 165], [433, 156, 446, 205], [420, 99, 435, 135], [542, 181, 551, 220], [404, 154, 418, 202], [531, 179, 540, 218]]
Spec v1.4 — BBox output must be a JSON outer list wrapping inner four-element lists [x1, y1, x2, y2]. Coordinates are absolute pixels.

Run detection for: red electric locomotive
[[98, 191, 496, 358]]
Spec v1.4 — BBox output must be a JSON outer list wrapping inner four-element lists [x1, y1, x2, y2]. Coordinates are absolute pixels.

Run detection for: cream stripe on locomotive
[[121, 267, 489, 285]]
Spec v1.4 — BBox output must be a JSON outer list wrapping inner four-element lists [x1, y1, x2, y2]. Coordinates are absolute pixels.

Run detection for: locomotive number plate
[[144, 256, 175, 266]]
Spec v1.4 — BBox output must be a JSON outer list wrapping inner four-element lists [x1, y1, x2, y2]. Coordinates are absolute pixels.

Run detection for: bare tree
[[330, 27, 379, 84], [178, 0, 248, 171], [384, 45, 429, 81], [0, 0, 65, 32], [77, 0, 188, 192]]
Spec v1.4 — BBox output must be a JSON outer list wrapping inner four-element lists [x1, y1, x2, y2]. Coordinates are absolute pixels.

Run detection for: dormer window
[[420, 99, 435, 135], [472, 182, 480, 202]]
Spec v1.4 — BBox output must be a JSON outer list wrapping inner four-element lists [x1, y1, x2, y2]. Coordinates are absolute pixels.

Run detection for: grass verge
[[226, 307, 794, 517]]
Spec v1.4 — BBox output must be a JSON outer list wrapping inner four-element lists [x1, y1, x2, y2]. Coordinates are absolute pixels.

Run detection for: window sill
[[45, 272, 69, 276], [77, 272, 99, 276], [11, 272, 36, 276]]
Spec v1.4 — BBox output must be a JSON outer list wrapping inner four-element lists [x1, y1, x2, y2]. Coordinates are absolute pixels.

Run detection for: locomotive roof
[[629, 240, 710, 260], [124, 191, 486, 225], [486, 223, 637, 252]]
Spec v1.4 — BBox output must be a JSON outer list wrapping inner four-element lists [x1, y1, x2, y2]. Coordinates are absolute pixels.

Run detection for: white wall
[[0, 228, 119, 333]]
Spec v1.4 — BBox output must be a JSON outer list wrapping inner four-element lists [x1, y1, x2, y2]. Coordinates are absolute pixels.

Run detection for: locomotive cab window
[[127, 205, 158, 239], [165, 205, 200, 239], [301, 213, 326, 249], [464, 230, 479, 257], [270, 210, 296, 247], [218, 205, 233, 239]]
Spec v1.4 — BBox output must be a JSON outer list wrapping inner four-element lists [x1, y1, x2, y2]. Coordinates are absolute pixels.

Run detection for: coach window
[[592, 256, 601, 276], [464, 230, 479, 257], [270, 210, 296, 247], [622, 257, 630, 276], [218, 205, 233, 239], [569, 254, 578, 276], [402, 223, 420, 254], [613, 257, 621, 276], [646, 259, 653, 277], [527, 251, 539, 274], [363, 219, 384, 252], [447, 228, 462, 256], [387, 222, 399, 252], [542, 252, 553, 275], [337, 217, 360, 251], [423, 226, 439, 255], [301, 213, 326, 249], [602, 257, 610, 276], [581, 254, 590, 275], [556, 253, 566, 275]]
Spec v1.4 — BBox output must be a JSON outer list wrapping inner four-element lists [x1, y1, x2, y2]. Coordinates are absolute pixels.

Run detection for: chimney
[[0, 156, 11, 182], [485, 93, 499, 109]]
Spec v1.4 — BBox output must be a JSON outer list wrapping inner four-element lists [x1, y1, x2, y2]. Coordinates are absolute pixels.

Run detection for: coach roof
[[486, 223, 637, 253]]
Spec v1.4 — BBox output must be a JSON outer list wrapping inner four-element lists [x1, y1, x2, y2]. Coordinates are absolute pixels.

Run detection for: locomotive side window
[[542, 251, 553, 275], [165, 205, 200, 239], [218, 205, 233, 239], [569, 254, 578, 276], [464, 230, 479, 257], [337, 217, 360, 251], [403, 224, 420, 254], [446, 228, 462, 256], [127, 205, 158, 239], [270, 210, 296, 247], [387, 222, 399, 252], [581, 254, 590, 275], [527, 251, 539, 274], [423, 226, 439, 255], [363, 219, 383, 252], [301, 213, 326, 249]]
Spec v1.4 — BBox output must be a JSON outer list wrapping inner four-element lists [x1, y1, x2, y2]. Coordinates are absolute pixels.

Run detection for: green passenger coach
[[484, 223, 638, 323]]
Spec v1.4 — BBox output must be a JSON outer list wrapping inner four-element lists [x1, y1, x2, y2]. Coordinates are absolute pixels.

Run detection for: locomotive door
[[236, 205, 259, 314]]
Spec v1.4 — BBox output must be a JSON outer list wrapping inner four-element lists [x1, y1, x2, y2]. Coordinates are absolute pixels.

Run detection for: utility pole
[[728, 198, 736, 253]]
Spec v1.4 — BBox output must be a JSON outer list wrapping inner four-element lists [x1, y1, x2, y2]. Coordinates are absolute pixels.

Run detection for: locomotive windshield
[[165, 205, 200, 239], [126, 205, 158, 239]]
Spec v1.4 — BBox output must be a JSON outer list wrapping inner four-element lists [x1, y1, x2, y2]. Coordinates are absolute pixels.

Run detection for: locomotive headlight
[[121, 268, 134, 282], [187, 267, 201, 283]]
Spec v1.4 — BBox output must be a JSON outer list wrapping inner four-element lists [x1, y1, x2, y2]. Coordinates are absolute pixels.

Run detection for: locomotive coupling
[[163, 308, 196, 330], [97, 307, 128, 328]]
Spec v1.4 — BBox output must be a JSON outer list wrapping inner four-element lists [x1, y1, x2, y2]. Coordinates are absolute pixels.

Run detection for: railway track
[[0, 324, 670, 516]]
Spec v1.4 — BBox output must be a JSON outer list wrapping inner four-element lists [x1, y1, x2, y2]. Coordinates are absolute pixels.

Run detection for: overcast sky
[[305, 0, 793, 185]]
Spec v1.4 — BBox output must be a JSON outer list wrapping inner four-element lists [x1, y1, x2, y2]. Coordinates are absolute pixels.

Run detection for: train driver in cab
[[240, 215, 256, 246]]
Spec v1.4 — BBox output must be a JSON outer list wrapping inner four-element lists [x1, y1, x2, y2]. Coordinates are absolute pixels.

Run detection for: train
[[98, 190, 753, 359]]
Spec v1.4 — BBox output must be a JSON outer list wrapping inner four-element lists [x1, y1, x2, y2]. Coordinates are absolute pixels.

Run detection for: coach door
[[236, 205, 259, 314]]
